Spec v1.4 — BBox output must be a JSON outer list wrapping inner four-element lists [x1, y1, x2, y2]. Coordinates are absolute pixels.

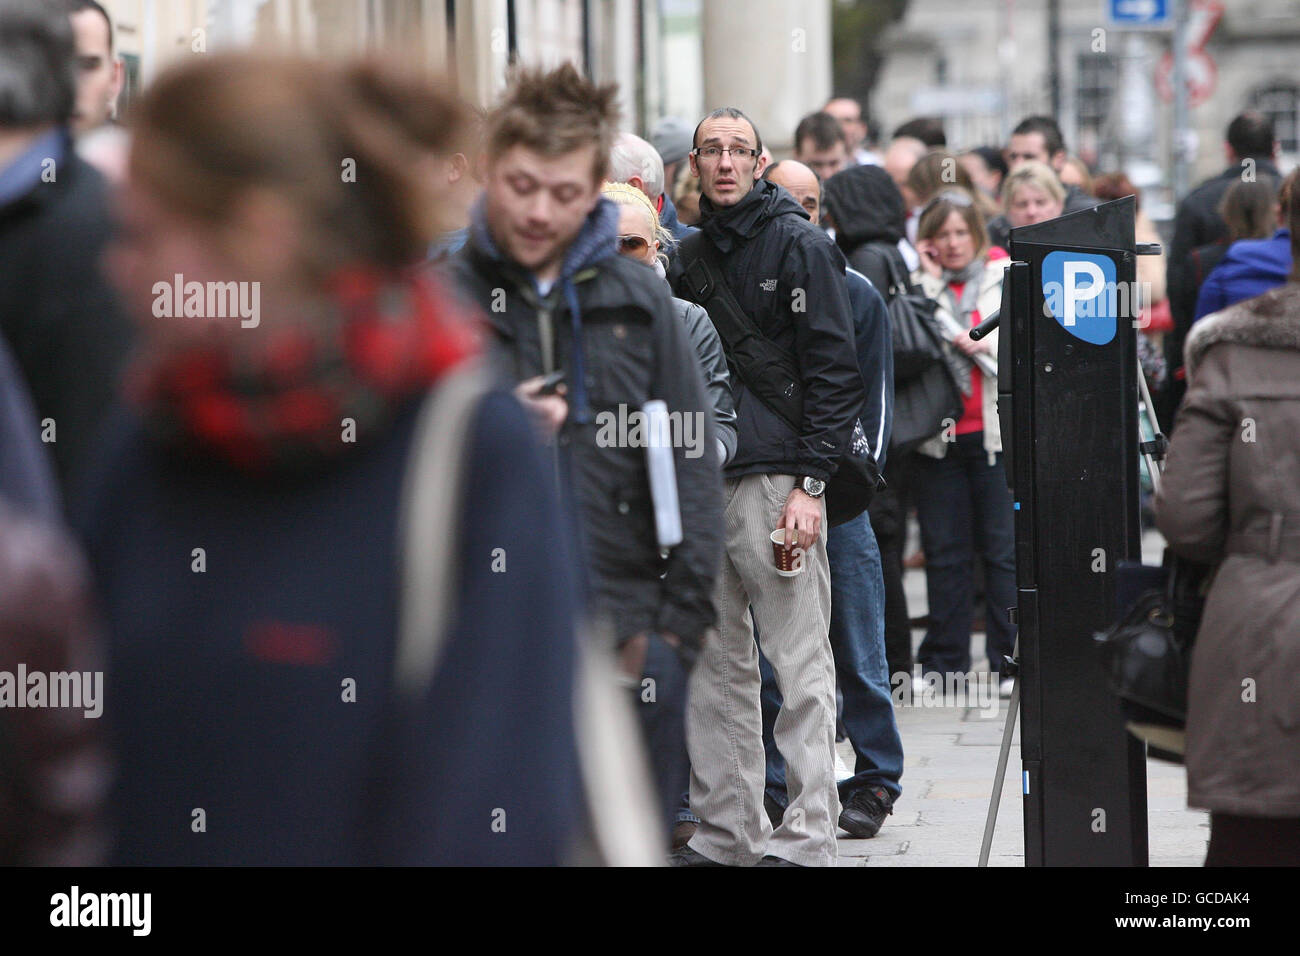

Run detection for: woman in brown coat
[[1155, 212, 1300, 866]]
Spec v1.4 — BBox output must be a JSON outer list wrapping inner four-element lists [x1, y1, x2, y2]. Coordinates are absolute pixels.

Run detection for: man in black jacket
[[1163, 112, 1279, 422], [447, 64, 722, 833], [670, 108, 863, 867], [762, 160, 903, 840], [0, 0, 132, 495]]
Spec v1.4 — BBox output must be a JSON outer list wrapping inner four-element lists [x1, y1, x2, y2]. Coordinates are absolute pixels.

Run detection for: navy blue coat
[[845, 268, 893, 472], [74, 390, 584, 865], [0, 132, 132, 492], [0, 334, 58, 520]]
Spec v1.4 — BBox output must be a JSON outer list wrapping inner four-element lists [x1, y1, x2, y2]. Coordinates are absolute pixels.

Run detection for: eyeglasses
[[617, 235, 650, 254], [692, 145, 760, 163]]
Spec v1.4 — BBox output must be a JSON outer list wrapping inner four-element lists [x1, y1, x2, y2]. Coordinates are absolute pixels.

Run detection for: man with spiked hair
[[449, 64, 723, 836]]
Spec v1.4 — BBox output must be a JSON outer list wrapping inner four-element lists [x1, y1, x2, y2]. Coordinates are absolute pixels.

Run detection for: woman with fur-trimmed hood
[[1155, 208, 1300, 866]]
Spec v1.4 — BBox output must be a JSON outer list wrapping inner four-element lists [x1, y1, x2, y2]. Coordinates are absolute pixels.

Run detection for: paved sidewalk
[[835, 698, 1209, 866], [836, 526, 1209, 866]]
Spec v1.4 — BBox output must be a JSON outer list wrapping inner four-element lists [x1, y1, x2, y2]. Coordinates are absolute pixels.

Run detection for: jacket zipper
[[532, 295, 564, 489], [537, 303, 555, 376]]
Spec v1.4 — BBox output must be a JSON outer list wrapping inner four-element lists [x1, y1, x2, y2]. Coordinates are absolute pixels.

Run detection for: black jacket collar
[[698, 179, 807, 253], [1217, 158, 1279, 182]]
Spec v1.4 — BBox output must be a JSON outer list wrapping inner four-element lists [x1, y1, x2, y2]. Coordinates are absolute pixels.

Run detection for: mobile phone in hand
[[535, 370, 566, 396]]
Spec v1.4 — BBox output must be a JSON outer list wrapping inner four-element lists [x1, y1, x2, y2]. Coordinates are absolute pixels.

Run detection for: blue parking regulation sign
[[1108, 0, 1170, 26], [1041, 251, 1119, 345]]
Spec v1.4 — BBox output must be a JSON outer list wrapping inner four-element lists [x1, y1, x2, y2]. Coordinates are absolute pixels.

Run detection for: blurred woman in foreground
[[78, 54, 584, 865]]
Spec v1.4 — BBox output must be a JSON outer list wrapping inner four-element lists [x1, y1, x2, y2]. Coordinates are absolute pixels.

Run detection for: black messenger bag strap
[[678, 232, 805, 433], [877, 242, 912, 297]]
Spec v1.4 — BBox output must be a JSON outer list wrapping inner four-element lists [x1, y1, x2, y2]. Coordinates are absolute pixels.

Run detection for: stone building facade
[[872, 0, 1299, 215]]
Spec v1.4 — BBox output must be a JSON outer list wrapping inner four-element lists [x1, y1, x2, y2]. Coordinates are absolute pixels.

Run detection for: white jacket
[[912, 257, 1008, 461]]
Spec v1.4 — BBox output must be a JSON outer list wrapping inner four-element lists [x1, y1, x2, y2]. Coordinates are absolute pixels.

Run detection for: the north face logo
[[759, 278, 777, 292]]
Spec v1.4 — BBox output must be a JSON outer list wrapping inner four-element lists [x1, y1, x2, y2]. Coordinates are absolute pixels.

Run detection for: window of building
[[1076, 51, 1116, 138], [1251, 83, 1300, 155]]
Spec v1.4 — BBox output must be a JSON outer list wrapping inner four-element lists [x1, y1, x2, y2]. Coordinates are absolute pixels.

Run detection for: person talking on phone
[[911, 190, 1017, 698]]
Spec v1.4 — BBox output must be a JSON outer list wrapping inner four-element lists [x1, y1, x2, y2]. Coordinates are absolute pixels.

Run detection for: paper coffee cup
[[770, 528, 804, 577]]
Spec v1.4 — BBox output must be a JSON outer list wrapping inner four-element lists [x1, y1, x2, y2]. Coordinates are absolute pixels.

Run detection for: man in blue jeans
[[761, 497, 904, 837]]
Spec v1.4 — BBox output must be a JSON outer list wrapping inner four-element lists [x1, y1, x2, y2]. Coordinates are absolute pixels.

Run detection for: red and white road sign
[[1156, 48, 1217, 106], [1155, 0, 1224, 106]]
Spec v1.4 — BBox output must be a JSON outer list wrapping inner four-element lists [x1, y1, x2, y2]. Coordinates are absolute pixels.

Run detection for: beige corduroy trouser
[[686, 473, 839, 867]]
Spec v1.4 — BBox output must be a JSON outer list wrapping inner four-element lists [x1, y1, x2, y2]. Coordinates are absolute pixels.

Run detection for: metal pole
[[140, 0, 156, 85], [1046, 0, 1060, 117], [978, 636, 1020, 867], [999, 0, 1015, 141], [580, 0, 592, 76], [1172, 0, 1191, 202], [1137, 352, 1165, 493], [506, 0, 518, 65]]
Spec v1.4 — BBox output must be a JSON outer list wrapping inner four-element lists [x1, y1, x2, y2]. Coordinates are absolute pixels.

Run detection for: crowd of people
[[0, 0, 1296, 867]]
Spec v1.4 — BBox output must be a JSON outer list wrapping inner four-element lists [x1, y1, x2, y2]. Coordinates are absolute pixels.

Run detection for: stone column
[[700, 0, 831, 154], [453, 0, 509, 109]]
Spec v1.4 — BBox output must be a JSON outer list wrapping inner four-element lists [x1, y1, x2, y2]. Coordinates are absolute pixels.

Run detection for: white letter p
[[1063, 261, 1104, 326]]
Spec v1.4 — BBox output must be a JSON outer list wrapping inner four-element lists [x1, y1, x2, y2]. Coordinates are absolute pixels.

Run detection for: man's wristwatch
[[798, 476, 826, 498]]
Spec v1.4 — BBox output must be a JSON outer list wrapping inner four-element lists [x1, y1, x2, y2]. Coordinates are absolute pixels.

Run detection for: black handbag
[[890, 355, 964, 453], [678, 232, 883, 526], [1093, 549, 1215, 758], [873, 244, 946, 383], [857, 243, 962, 453]]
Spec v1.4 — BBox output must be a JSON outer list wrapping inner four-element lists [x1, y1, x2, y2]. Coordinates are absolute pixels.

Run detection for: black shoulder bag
[[872, 243, 947, 383], [1093, 549, 1215, 762], [863, 244, 964, 453], [677, 232, 882, 526]]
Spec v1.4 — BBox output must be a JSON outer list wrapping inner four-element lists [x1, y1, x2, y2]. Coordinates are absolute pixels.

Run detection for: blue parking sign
[[1042, 251, 1118, 345], [1108, 0, 1170, 26]]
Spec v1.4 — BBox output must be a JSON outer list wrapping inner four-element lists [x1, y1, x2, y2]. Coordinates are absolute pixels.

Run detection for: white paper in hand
[[643, 399, 683, 549]]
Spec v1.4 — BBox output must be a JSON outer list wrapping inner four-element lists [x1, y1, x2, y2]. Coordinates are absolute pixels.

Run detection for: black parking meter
[[997, 196, 1149, 866]]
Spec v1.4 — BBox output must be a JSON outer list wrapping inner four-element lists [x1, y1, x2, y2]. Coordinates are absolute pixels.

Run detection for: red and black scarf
[[130, 268, 482, 474]]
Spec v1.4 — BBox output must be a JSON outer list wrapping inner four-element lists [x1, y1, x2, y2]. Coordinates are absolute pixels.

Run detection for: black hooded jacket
[[823, 164, 909, 294], [449, 198, 722, 648], [670, 179, 862, 483]]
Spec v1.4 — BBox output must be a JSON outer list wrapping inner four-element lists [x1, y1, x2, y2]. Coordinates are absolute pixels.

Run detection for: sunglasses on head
[[921, 189, 975, 215], [618, 235, 650, 254]]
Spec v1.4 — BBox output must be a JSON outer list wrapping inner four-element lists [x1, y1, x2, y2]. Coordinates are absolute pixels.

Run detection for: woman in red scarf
[[75, 54, 585, 865], [911, 191, 1017, 697]]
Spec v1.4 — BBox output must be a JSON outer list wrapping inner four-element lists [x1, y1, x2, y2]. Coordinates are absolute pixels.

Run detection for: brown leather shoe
[[670, 820, 697, 850]]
